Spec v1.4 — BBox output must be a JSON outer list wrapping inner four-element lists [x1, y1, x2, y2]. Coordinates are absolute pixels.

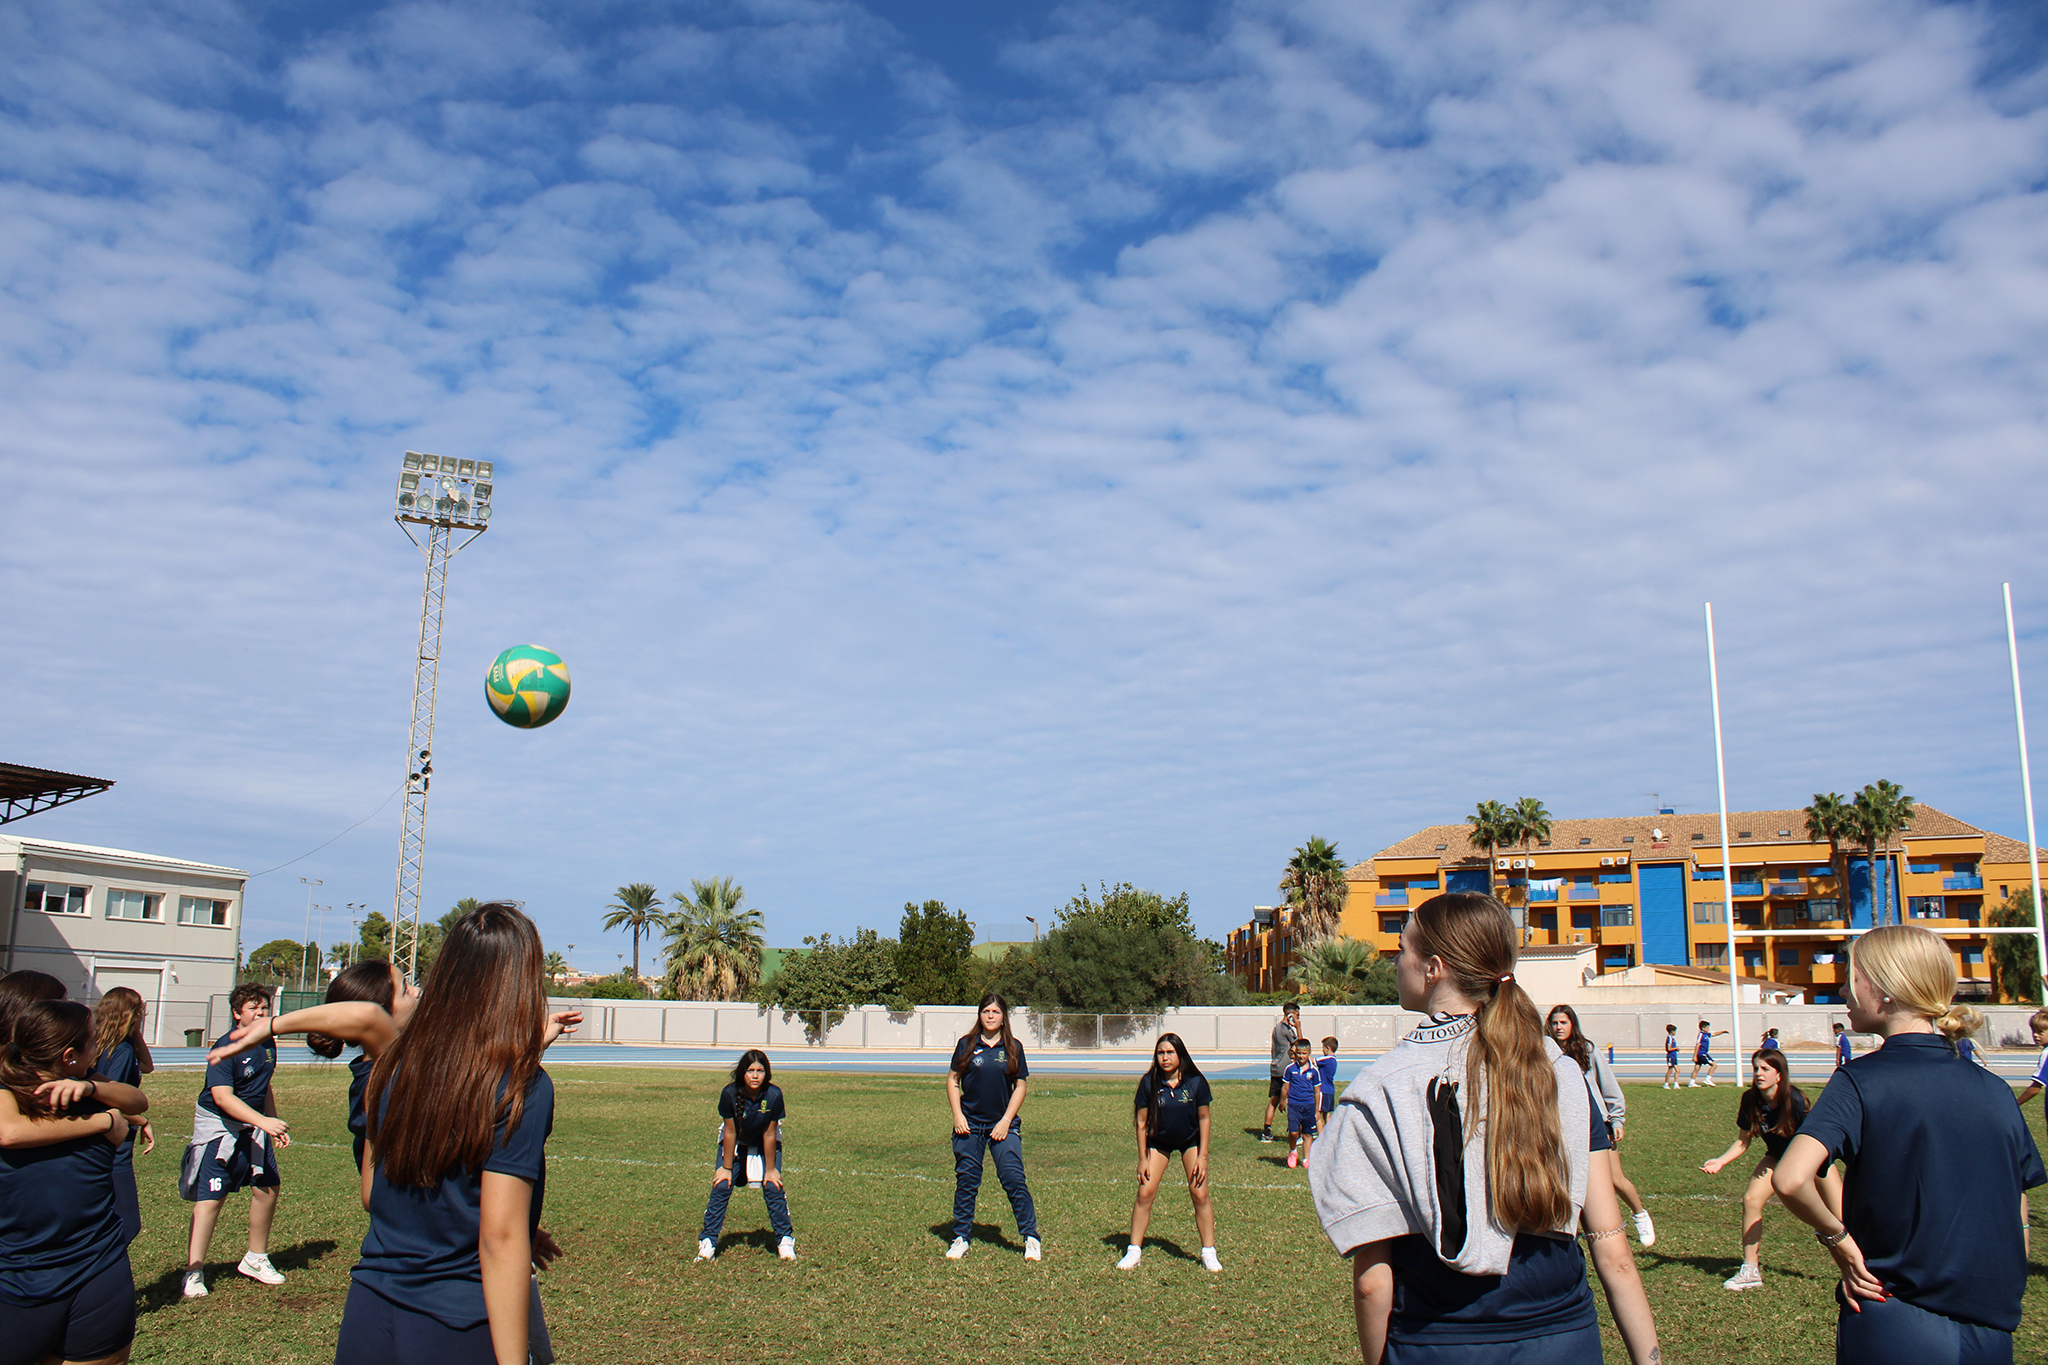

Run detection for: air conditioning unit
[[1497, 857, 1510, 868], [1512, 858, 1527, 868], [1572, 933, 1587, 944], [1617, 854, 1629, 865], [1600, 856, 1613, 866]]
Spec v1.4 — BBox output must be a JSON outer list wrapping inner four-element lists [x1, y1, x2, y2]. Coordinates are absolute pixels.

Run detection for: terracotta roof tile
[[1367, 804, 1984, 865], [1984, 833, 2046, 865]]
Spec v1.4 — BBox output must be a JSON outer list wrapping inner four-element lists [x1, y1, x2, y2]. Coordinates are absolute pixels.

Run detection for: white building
[[1, 834, 247, 1046]]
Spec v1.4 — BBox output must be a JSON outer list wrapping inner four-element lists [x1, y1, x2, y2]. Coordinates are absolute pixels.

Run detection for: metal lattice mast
[[390, 452, 494, 981]]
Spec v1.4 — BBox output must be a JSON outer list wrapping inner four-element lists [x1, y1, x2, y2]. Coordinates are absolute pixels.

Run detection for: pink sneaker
[[1286, 1150, 1299, 1169]]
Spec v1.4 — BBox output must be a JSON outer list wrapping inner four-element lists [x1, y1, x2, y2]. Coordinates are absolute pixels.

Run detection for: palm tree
[[1467, 800, 1511, 897], [1804, 792, 1853, 923], [1503, 797, 1553, 943], [543, 951, 568, 988], [601, 883, 662, 981], [663, 878, 766, 1001], [1286, 936, 1392, 1004], [1280, 836, 1348, 941], [1850, 781, 1917, 927]]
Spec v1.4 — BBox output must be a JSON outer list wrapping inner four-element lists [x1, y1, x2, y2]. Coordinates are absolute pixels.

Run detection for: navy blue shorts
[[180, 1127, 281, 1201], [0, 1250, 134, 1365], [1835, 1289, 2012, 1365], [335, 1278, 496, 1365], [1287, 1102, 1318, 1134]]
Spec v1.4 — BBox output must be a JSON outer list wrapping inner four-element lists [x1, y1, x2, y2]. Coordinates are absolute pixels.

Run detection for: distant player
[[1262, 1000, 1300, 1143], [1832, 1022, 1853, 1070], [180, 983, 290, 1297], [1316, 1037, 1339, 1133], [2017, 1009, 2048, 1105], [1688, 1019, 1728, 1087], [696, 1049, 794, 1261], [1663, 1024, 1680, 1089], [1117, 1033, 1218, 1272], [1282, 1040, 1319, 1169]]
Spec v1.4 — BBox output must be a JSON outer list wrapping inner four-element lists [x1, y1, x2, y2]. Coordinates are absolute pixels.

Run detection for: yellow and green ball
[[486, 645, 570, 729]]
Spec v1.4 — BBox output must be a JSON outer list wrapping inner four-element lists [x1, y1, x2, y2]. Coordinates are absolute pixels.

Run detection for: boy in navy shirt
[[1688, 1019, 1727, 1087], [1833, 1022, 1854, 1070], [180, 983, 290, 1298], [1315, 1037, 1339, 1133], [1283, 1040, 1319, 1169], [2017, 1009, 2048, 1105]]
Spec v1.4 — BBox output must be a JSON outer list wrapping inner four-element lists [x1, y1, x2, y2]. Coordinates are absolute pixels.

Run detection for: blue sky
[[5, 0, 2048, 973]]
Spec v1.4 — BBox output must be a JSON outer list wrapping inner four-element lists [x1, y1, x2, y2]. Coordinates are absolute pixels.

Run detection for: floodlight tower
[[390, 451, 494, 980]]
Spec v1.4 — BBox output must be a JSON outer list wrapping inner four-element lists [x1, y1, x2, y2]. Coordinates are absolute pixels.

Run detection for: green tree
[[1288, 936, 1397, 1005], [1054, 882, 1196, 936], [1851, 780, 1916, 927], [357, 911, 393, 962], [1804, 792, 1854, 921], [758, 928, 902, 1032], [1001, 917, 1232, 1015], [663, 878, 766, 1001], [245, 938, 307, 983], [1279, 837, 1348, 941], [601, 883, 662, 982], [1502, 798, 1552, 942], [1991, 889, 2044, 1005], [1467, 800, 1511, 898], [895, 900, 979, 1006]]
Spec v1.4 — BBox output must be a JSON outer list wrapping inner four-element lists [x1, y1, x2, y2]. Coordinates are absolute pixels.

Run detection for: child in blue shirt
[[180, 982, 289, 1298], [696, 1049, 794, 1261], [1283, 1040, 1319, 1169], [1315, 1037, 1339, 1133]]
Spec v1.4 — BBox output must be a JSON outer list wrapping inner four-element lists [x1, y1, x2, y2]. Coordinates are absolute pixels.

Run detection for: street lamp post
[[299, 878, 324, 992], [313, 904, 331, 983], [1024, 915, 1038, 942], [345, 904, 366, 966]]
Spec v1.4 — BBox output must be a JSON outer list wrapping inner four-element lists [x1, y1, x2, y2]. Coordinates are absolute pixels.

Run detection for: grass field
[[121, 1062, 2048, 1364]]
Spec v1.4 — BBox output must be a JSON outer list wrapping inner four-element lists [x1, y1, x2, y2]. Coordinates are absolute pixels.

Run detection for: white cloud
[[2, 0, 2046, 964]]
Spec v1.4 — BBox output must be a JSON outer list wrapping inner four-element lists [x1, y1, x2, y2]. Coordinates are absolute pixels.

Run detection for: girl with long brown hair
[[1774, 925, 2045, 1364], [1546, 1004, 1652, 1247], [335, 903, 570, 1365], [92, 986, 155, 1243], [0, 999, 136, 1365], [1698, 1046, 1840, 1291], [944, 993, 1039, 1261], [1117, 1032, 1218, 1272], [0, 971, 150, 1155], [1310, 893, 1658, 1364]]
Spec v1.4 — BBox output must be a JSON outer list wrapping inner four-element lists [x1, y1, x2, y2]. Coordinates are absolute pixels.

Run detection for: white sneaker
[[1706, 1078, 1718, 1087], [1723, 1263, 1762, 1291], [1687, 1079, 1699, 1087], [777, 1236, 796, 1261], [1633, 1210, 1656, 1247], [695, 1238, 715, 1261], [1116, 1245, 1141, 1270], [1200, 1247, 1222, 1273], [236, 1252, 284, 1286], [946, 1238, 971, 1259], [1023, 1236, 1042, 1262], [182, 1269, 208, 1299]]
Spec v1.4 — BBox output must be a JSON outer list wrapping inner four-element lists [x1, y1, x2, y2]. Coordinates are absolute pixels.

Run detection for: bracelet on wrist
[[1816, 1225, 1850, 1247]]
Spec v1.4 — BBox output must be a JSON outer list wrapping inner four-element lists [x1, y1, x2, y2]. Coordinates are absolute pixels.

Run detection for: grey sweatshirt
[[1584, 1047, 1625, 1127], [1309, 1013, 1589, 1277]]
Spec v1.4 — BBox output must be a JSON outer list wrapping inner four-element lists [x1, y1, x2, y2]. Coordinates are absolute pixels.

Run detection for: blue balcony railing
[[1568, 886, 1600, 901], [1376, 891, 1409, 906], [1769, 881, 1803, 896], [1944, 875, 1983, 891], [1527, 887, 1559, 902], [1731, 881, 1766, 897]]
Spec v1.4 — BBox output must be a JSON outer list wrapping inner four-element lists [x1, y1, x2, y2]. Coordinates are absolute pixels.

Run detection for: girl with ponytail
[[1774, 924, 2045, 1364], [1309, 893, 1658, 1364]]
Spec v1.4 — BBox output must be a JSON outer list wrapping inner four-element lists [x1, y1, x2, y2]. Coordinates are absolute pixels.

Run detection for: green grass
[[123, 1065, 2048, 1363]]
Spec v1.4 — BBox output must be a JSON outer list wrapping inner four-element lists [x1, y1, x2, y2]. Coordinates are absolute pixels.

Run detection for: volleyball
[[485, 645, 571, 729]]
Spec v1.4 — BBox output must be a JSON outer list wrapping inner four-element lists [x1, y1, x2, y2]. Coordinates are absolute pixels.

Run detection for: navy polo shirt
[[1134, 1073, 1212, 1151], [1799, 1032, 2046, 1332], [96, 1041, 140, 1088], [718, 1082, 785, 1150], [0, 1100, 125, 1308], [352, 1070, 553, 1331], [952, 1035, 1028, 1127], [198, 1031, 275, 1119], [1736, 1086, 1810, 1163]]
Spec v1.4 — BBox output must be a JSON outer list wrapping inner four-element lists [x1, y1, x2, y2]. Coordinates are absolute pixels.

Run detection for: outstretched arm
[[208, 1003, 397, 1063], [1583, 1151, 1660, 1364], [1699, 1133, 1751, 1174], [0, 1088, 125, 1149]]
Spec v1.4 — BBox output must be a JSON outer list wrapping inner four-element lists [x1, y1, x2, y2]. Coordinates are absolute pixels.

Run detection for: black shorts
[[0, 1251, 135, 1365], [1268, 1076, 1285, 1102], [335, 1279, 498, 1365], [1148, 1142, 1195, 1159]]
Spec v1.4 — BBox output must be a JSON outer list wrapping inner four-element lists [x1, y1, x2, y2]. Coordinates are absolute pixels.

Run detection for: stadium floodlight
[[389, 451, 495, 981]]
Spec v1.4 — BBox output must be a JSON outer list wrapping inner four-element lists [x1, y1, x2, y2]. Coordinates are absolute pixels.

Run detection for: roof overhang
[[0, 763, 114, 826]]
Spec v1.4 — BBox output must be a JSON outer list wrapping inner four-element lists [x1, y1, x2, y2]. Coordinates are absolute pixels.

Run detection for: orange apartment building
[[1225, 806, 2044, 1004]]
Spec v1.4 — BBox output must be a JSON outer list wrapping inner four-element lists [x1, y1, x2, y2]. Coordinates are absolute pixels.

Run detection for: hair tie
[[1499, 973, 1514, 984]]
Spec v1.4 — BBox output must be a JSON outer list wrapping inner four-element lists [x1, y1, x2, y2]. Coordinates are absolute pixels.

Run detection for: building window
[[179, 896, 230, 927], [1537, 913, 1557, 930], [27, 882, 89, 915], [1777, 948, 1800, 966], [1695, 943, 1729, 967], [1907, 896, 1946, 919], [1812, 952, 1838, 964], [1693, 901, 1727, 923], [1379, 915, 1405, 935], [1571, 909, 1597, 930], [1742, 951, 1764, 971], [105, 889, 162, 921], [1807, 898, 1841, 918], [1961, 949, 1985, 965], [1600, 906, 1634, 927]]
